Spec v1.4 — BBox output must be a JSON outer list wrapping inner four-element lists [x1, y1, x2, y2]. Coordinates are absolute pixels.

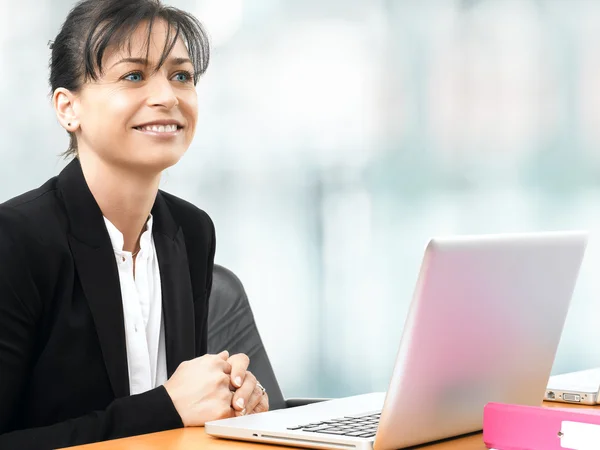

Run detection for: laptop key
[[344, 430, 372, 437], [286, 426, 305, 430], [302, 427, 333, 433], [315, 429, 348, 435], [305, 426, 343, 432], [359, 432, 377, 438]]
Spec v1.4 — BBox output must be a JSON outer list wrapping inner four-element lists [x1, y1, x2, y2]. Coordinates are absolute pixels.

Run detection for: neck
[[78, 152, 161, 252]]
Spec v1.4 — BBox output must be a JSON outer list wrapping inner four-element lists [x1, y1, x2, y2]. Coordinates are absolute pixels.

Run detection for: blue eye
[[124, 72, 143, 82], [173, 71, 193, 83]]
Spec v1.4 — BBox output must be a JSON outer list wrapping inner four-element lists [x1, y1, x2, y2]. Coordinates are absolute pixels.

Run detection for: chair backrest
[[207, 264, 286, 410]]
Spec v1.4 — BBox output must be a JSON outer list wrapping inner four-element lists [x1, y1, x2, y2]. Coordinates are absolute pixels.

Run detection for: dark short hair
[[49, 0, 210, 158]]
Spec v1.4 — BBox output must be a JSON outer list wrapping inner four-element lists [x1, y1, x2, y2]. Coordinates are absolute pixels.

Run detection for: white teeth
[[138, 124, 178, 132]]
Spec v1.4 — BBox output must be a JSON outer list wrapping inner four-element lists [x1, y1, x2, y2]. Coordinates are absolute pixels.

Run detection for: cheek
[[181, 91, 198, 132], [88, 92, 138, 134], [111, 94, 140, 130]]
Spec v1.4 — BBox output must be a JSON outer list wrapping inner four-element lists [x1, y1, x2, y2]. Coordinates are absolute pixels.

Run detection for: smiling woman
[[50, 3, 206, 171], [0, 1, 268, 449]]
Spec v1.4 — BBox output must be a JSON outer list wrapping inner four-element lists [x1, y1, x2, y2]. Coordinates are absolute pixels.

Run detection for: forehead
[[104, 19, 191, 65]]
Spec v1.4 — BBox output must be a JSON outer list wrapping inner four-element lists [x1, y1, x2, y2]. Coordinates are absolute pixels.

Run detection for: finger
[[252, 394, 269, 414], [241, 382, 264, 416], [228, 353, 250, 389], [219, 359, 232, 375], [231, 371, 256, 414], [211, 352, 232, 374]]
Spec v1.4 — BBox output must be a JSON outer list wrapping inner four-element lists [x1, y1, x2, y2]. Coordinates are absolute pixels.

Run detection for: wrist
[[163, 382, 189, 427]]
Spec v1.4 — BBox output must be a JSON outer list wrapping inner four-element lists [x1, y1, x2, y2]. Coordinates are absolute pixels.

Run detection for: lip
[[133, 119, 185, 128], [133, 126, 183, 139]]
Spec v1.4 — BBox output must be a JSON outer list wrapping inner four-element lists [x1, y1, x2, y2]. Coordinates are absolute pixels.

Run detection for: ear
[[53, 88, 80, 132]]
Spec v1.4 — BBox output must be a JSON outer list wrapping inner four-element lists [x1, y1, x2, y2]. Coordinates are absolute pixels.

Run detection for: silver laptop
[[545, 368, 600, 405], [206, 231, 588, 450]]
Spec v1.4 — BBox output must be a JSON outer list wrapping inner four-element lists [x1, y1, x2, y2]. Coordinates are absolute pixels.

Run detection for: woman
[[0, 0, 269, 448]]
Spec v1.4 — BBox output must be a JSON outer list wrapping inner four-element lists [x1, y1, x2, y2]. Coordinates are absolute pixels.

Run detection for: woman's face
[[72, 19, 198, 173]]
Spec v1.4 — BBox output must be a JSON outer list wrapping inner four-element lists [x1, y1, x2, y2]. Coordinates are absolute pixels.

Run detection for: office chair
[[207, 264, 326, 410]]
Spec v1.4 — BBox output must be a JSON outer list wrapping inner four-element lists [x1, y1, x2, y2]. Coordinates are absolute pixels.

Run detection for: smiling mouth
[[134, 124, 183, 133]]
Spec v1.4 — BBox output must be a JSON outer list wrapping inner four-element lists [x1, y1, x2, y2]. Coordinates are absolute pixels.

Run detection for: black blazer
[[0, 158, 216, 449]]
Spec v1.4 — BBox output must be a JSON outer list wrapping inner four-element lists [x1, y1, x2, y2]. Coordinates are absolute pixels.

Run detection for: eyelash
[[122, 70, 194, 83]]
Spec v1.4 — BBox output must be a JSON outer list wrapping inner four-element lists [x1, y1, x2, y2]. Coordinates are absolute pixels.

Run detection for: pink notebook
[[483, 402, 600, 450]]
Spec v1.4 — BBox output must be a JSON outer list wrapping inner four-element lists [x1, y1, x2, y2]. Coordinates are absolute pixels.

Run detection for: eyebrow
[[109, 57, 193, 70]]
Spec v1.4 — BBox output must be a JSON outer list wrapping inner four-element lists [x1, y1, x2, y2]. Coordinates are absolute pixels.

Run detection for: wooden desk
[[64, 402, 596, 450]]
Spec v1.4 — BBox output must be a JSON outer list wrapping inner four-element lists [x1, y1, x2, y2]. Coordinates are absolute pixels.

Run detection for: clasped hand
[[164, 350, 269, 426]]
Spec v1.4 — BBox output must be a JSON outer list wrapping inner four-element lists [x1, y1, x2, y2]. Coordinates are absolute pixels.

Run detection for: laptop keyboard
[[286, 412, 381, 439]]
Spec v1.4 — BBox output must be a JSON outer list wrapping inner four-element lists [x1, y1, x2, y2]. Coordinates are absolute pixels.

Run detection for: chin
[[123, 150, 186, 174]]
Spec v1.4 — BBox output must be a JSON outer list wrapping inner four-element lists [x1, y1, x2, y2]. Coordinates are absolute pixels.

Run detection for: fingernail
[[235, 377, 242, 387], [236, 398, 245, 408], [241, 408, 247, 416]]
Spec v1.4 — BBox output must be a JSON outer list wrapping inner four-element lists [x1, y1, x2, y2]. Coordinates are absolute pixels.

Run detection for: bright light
[[195, 0, 244, 47]]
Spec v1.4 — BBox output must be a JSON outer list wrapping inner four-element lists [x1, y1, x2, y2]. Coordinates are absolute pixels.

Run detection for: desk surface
[[65, 402, 595, 450]]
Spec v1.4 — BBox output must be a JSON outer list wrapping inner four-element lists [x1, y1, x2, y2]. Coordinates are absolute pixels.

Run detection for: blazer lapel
[[57, 159, 130, 398], [57, 160, 196, 391], [152, 193, 196, 377], [68, 237, 130, 398]]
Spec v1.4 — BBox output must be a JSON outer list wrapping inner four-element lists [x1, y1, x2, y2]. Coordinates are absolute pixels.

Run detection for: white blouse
[[103, 215, 168, 395]]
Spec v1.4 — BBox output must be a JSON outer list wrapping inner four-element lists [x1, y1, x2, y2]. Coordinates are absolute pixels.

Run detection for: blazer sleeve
[[199, 215, 216, 356], [0, 388, 182, 449], [0, 215, 183, 449]]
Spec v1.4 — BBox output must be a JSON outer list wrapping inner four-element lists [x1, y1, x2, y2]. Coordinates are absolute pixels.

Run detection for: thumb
[[217, 350, 229, 360]]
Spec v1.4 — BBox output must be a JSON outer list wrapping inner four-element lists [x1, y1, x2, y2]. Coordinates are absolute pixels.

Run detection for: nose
[[146, 75, 178, 110]]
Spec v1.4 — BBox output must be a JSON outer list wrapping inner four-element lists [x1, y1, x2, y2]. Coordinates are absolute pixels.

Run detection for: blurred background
[[2, 0, 600, 398]]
